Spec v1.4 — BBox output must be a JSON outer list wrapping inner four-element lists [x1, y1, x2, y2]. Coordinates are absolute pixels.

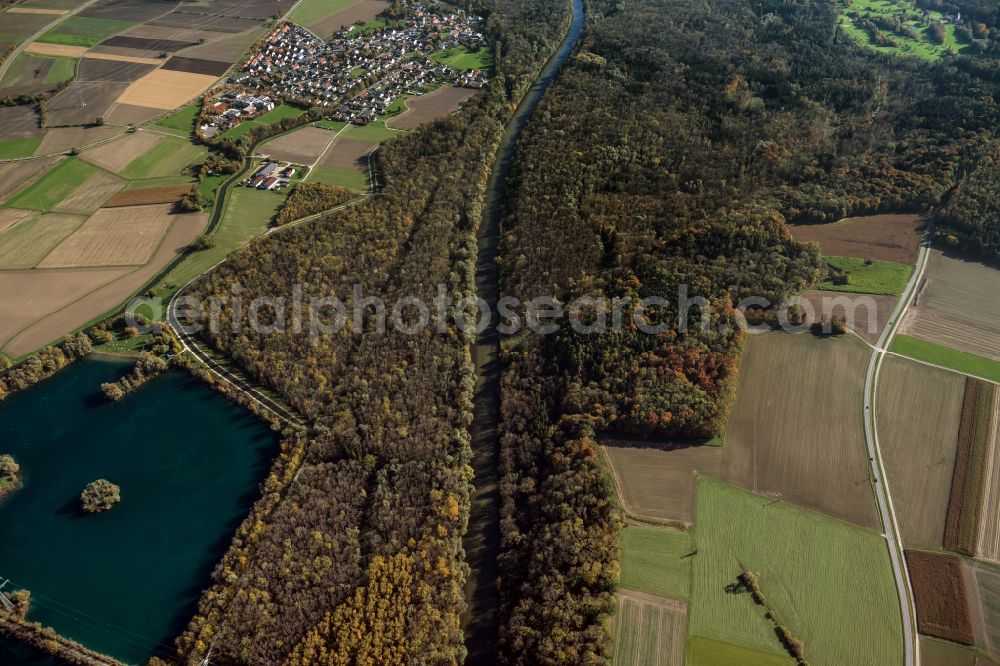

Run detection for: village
[[200, 3, 490, 134]]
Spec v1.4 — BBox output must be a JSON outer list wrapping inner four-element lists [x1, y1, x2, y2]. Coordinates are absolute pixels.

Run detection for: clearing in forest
[[789, 213, 924, 264], [687, 476, 902, 666]]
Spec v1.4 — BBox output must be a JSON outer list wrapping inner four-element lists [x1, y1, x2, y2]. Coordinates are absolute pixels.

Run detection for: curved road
[[863, 222, 934, 666]]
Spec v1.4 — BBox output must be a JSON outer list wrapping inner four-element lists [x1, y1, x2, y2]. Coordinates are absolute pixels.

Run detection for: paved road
[[0, 0, 100, 83], [863, 222, 934, 666]]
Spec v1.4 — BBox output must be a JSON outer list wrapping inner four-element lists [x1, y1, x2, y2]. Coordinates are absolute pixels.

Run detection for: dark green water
[[0, 355, 278, 665]]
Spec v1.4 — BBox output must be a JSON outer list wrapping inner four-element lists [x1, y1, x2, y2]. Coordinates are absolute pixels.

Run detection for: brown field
[[82, 47, 169, 65], [161, 56, 231, 76], [46, 81, 130, 126], [902, 250, 1000, 361], [148, 12, 261, 33], [121, 24, 229, 44], [387, 86, 477, 129], [101, 35, 197, 53], [77, 58, 157, 82], [906, 549, 975, 644], [78, 0, 170, 22], [7, 7, 67, 14], [877, 355, 965, 548], [319, 137, 374, 169], [0, 106, 43, 140], [115, 69, 218, 110], [80, 131, 162, 173], [53, 169, 126, 214], [0, 267, 129, 353], [0, 212, 84, 269], [23, 42, 88, 58], [310, 0, 390, 35], [977, 393, 1000, 564], [0, 13, 53, 45], [789, 214, 925, 264], [103, 184, 191, 207], [103, 102, 163, 126], [0, 208, 34, 234], [178, 0, 284, 20], [34, 126, 121, 155], [260, 126, 337, 164], [39, 204, 177, 268], [797, 289, 896, 346], [720, 331, 880, 529], [0, 156, 61, 201], [920, 637, 978, 666], [174, 26, 264, 62], [602, 443, 721, 524], [2, 210, 206, 356], [969, 561, 1000, 662], [944, 378, 996, 555]]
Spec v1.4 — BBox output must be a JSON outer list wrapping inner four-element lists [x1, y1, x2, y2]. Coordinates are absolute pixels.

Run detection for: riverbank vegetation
[[0, 454, 20, 501], [172, 0, 574, 664], [80, 479, 121, 514]]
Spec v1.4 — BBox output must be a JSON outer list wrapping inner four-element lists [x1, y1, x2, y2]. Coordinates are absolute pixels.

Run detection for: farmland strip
[[904, 549, 975, 645], [944, 377, 996, 554]]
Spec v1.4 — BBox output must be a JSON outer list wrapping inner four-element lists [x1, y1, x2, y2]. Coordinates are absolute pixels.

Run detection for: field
[[119, 135, 206, 180], [38, 16, 136, 47], [612, 594, 687, 666], [819, 255, 913, 295], [310, 165, 369, 190], [101, 35, 197, 53], [430, 45, 494, 71], [343, 121, 405, 143], [0, 12, 53, 47], [720, 332, 880, 529], [0, 139, 42, 159], [387, 86, 476, 129], [0, 106, 42, 141], [289, 0, 362, 26], [104, 102, 162, 126], [0, 157, 61, 202], [978, 390, 1000, 563], [789, 214, 924, 264], [158, 186, 286, 292], [602, 443, 721, 523], [0, 208, 34, 234], [3, 158, 99, 212], [156, 102, 201, 133], [619, 526, 692, 601], [77, 57, 156, 82], [905, 549, 975, 644], [34, 125, 121, 155], [920, 637, 978, 666], [970, 561, 1000, 662], [892, 335, 1000, 383], [0, 212, 83, 269], [80, 132, 163, 174], [902, 250, 1000, 362], [686, 636, 792, 666], [688, 476, 902, 666], [172, 27, 264, 62], [162, 56, 231, 77], [102, 184, 192, 207], [307, 0, 389, 35], [877, 355, 964, 548], [944, 378, 996, 555], [45, 81, 130, 126], [39, 204, 176, 268], [219, 105, 310, 140], [52, 168, 125, 214], [22, 42, 88, 58], [258, 126, 338, 164], [0, 211, 206, 357], [796, 289, 895, 345], [838, 0, 968, 61], [115, 69, 219, 110]]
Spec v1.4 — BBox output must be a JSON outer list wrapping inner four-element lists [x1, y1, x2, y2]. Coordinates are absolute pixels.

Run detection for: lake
[[0, 355, 278, 664]]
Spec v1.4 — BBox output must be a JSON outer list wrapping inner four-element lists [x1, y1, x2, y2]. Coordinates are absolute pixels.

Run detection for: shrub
[[80, 479, 120, 513]]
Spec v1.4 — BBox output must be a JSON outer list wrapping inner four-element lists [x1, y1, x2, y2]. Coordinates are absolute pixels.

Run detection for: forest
[[169, 0, 573, 664]]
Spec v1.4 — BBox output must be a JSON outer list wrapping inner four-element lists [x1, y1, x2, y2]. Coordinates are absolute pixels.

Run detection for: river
[[462, 0, 586, 661], [0, 356, 278, 665]]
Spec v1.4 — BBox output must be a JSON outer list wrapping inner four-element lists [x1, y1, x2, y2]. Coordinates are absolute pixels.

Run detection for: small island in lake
[[0, 454, 21, 501], [80, 479, 121, 514]]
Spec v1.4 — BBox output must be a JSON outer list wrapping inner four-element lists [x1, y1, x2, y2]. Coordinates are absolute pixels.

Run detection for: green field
[[38, 16, 136, 47], [158, 185, 287, 297], [620, 526, 692, 601], [120, 136, 207, 180], [838, 0, 968, 61], [0, 213, 82, 269], [3, 158, 99, 212], [0, 138, 42, 159], [94, 333, 153, 355], [43, 57, 77, 83], [891, 334, 1000, 383], [310, 165, 368, 191], [342, 122, 405, 144], [819, 255, 912, 295], [688, 476, 902, 666], [431, 45, 494, 71], [288, 0, 361, 27], [687, 636, 793, 666], [612, 595, 687, 666], [219, 105, 309, 140], [314, 120, 348, 132], [156, 103, 201, 134]]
